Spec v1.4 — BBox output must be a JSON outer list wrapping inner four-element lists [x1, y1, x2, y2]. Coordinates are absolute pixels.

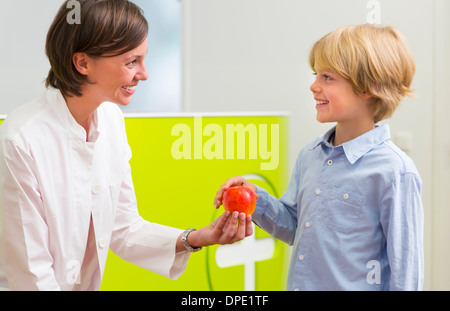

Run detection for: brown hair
[[45, 0, 148, 97], [309, 24, 415, 123]]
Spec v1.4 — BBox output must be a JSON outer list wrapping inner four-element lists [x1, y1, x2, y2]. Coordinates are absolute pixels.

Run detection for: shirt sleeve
[[380, 171, 424, 291], [109, 143, 190, 280], [0, 138, 61, 290], [252, 153, 301, 246]]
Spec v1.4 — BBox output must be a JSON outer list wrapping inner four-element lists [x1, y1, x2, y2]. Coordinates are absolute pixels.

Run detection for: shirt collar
[[311, 124, 391, 165], [47, 88, 101, 142]]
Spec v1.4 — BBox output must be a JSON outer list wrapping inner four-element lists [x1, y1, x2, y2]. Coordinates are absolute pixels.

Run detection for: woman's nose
[[137, 63, 148, 81]]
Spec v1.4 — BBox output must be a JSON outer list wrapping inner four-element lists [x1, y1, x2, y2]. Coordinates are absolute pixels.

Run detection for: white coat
[[0, 88, 190, 290]]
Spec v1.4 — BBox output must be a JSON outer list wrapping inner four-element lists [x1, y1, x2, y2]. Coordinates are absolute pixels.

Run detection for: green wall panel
[[0, 114, 290, 291]]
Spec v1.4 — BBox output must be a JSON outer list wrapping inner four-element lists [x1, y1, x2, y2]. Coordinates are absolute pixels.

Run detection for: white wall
[[0, 0, 63, 114], [431, 0, 450, 291], [182, 0, 444, 290]]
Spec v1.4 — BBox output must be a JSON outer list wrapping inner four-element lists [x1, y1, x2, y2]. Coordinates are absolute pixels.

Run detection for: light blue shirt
[[253, 125, 424, 291]]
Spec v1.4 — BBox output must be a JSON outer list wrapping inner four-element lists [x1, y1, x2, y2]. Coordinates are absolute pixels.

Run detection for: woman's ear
[[72, 53, 89, 76]]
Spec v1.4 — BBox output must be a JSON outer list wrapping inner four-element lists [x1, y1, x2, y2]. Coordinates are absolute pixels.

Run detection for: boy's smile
[[315, 99, 329, 109]]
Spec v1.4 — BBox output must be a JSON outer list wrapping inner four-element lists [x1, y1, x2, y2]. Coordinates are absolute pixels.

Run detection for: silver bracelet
[[181, 228, 203, 252]]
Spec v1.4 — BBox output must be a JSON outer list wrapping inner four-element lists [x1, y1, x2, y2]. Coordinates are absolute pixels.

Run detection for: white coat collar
[[46, 88, 100, 143]]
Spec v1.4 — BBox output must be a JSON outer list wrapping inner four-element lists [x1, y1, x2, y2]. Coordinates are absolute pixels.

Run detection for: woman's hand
[[176, 176, 258, 252], [213, 176, 257, 209], [176, 211, 253, 252], [196, 211, 253, 247]]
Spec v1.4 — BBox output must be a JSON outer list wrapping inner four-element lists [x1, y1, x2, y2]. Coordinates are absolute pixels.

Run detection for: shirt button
[[315, 189, 321, 195], [327, 160, 333, 166], [92, 184, 101, 194], [98, 238, 106, 249], [299, 255, 304, 261], [305, 222, 311, 228], [343, 193, 350, 199]]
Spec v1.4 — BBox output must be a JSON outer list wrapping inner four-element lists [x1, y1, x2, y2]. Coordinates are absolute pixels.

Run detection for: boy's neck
[[333, 121, 375, 146]]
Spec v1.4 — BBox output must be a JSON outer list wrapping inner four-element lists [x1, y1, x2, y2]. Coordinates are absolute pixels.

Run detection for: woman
[[0, 0, 252, 291]]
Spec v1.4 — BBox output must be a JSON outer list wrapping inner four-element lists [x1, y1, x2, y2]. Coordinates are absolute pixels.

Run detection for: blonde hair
[[309, 24, 415, 123]]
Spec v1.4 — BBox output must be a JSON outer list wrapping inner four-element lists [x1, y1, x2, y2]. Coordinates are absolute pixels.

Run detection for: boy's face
[[310, 68, 373, 126]]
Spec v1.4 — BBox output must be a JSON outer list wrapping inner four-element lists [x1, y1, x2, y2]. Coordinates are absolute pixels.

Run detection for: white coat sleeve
[[109, 144, 190, 280], [0, 138, 60, 290]]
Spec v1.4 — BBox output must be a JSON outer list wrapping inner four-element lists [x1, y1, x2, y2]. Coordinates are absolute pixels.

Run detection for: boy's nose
[[310, 80, 321, 94]]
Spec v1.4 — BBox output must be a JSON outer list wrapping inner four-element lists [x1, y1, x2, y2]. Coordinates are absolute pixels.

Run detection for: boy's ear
[[362, 83, 378, 99], [362, 92, 372, 100], [73, 53, 89, 76]]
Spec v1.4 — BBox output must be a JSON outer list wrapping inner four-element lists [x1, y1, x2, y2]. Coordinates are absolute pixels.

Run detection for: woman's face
[[84, 38, 149, 106]]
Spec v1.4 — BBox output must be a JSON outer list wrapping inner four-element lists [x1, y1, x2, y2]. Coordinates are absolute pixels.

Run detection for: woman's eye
[[323, 74, 332, 81], [127, 60, 137, 66]]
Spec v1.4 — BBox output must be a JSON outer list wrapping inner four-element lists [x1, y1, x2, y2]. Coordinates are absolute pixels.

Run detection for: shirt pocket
[[322, 187, 364, 233]]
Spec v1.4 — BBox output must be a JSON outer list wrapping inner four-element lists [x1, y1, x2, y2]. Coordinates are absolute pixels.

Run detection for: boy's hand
[[214, 176, 257, 209]]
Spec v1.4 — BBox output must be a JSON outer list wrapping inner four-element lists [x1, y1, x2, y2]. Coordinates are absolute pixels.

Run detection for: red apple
[[222, 186, 258, 215]]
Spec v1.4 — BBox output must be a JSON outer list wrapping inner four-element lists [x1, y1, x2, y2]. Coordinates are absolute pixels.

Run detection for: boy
[[214, 24, 423, 291]]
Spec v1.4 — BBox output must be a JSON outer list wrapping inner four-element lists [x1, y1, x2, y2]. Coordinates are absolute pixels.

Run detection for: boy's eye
[[312, 72, 333, 81]]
